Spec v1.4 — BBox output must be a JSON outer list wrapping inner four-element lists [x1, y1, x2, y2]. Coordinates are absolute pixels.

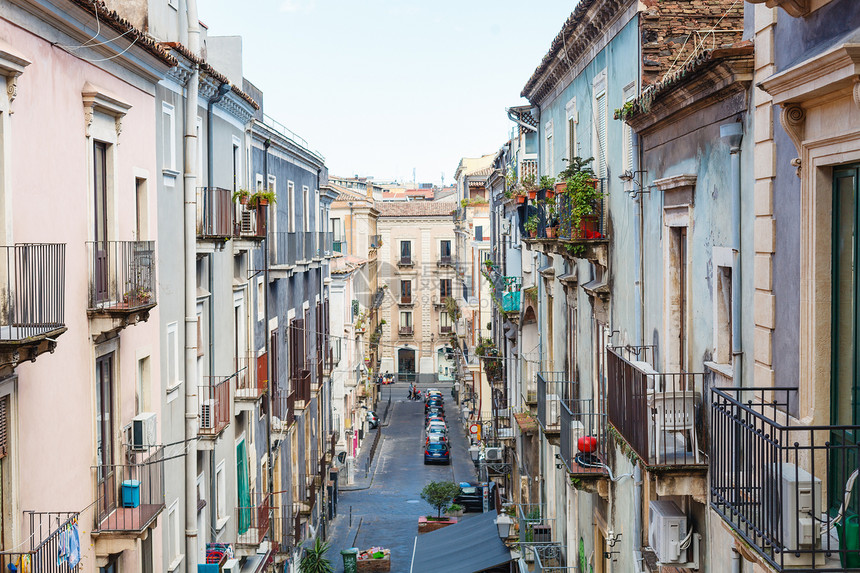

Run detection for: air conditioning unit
[[131, 412, 156, 450], [649, 499, 687, 564], [569, 420, 584, 455], [200, 399, 214, 429], [222, 558, 240, 573], [768, 462, 822, 553], [546, 395, 560, 426], [485, 447, 504, 461]]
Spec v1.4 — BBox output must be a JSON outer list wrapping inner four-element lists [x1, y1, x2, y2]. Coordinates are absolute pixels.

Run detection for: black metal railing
[[93, 446, 164, 533], [398, 257, 413, 266], [537, 372, 576, 433], [199, 376, 230, 437], [86, 240, 156, 311], [196, 187, 233, 238], [517, 504, 559, 558], [332, 238, 347, 254], [399, 326, 413, 336], [236, 492, 270, 546], [234, 202, 266, 239], [0, 244, 65, 342], [711, 387, 860, 572], [528, 179, 607, 241], [0, 511, 80, 572], [437, 256, 453, 266], [606, 347, 704, 466], [560, 399, 608, 476]]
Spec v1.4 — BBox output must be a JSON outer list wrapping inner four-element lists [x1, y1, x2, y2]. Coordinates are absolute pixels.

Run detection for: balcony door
[[831, 166, 860, 512], [94, 141, 109, 303], [96, 352, 116, 519]]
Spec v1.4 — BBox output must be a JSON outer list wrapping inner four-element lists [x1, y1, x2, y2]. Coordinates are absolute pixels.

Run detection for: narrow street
[[327, 381, 478, 572]]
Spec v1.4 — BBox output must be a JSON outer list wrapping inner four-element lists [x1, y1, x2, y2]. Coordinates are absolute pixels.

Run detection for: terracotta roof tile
[[514, 413, 537, 433]]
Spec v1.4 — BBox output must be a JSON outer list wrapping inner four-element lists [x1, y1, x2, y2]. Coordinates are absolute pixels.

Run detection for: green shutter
[[237, 439, 251, 534]]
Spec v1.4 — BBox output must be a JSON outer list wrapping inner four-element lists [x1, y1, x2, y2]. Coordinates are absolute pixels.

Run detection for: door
[[94, 141, 109, 303], [832, 166, 860, 511], [398, 348, 416, 383], [96, 353, 116, 520]]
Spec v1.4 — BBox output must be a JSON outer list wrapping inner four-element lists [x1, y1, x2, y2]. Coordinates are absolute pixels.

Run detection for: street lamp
[[495, 513, 514, 539]]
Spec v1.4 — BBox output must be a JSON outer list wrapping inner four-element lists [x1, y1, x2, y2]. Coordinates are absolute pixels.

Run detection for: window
[[216, 460, 227, 521], [93, 141, 110, 303], [544, 120, 554, 178], [331, 218, 343, 241], [161, 103, 175, 171], [440, 279, 452, 299], [136, 355, 151, 415], [593, 71, 607, 179], [168, 500, 181, 566], [288, 182, 296, 232], [400, 311, 413, 331], [400, 240, 412, 264], [314, 189, 320, 232], [400, 280, 412, 304], [135, 178, 148, 240], [166, 322, 179, 390], [440, 240, 451, 260], [622, 82, 636, 173], [232, 141, 240, 192], [440, 311, 452, 333], [255, 173, 264, 192], [566, 97, 577, 162], [303, 186, 310, 232], [257, 277, 264, 321], [96, 353, 114, 472], [715, 266, 732, 364], [196, 116, 203, 186], [475, 226, 483, 241], [668, 226, 688, 372]]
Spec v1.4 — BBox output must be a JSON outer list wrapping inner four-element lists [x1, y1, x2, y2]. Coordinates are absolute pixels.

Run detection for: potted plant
[[557, 156, 602, 238], [232, 188, 251, 205], [299, 537, 334, 573], [249, 190, 276, 208], [446, 503, 464, 518], [522, 174, 538, 200], [539, 176, 556, 199], [524, 214, 539, 238], [419, 481, 461, 532], [542, 196, 559, 238]]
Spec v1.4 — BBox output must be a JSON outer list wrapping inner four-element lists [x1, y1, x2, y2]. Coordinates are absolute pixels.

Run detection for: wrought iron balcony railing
[[86, 240, 156, 312], [236, 492, 270, 546], [199, 376, 230, 437], [560, 399, 609, 477], [196, 187, 233, 239], [93, 446, 164, 534], [517, 504, 563, 564], [236, 354, 267, 400], [0, 511, 80, 572], [437, 255, 453, 267], [332, 237, 347, 254], [0, 243, 66, 343], [711, 387, 860, 572], [399, 326, 413, 336], [606, 346, 704, 467], [400, 295, 412, 305], [398, 257, 413, 267], [524, 179, 608, 242], [537, 372, 576, 434]]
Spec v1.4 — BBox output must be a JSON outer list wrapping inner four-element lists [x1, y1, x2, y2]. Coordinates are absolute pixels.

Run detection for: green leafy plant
[[524, 215, 539, 236], [447, 503, 463, 513], [613, 100, 635, 121], [421, 481, 462, 518], [444, 296, 461, 323], [249, 189, 276, 207], [521, 173, 538, 192], [231, 188, 251, 203], [300, 537, 334, 573], [556, 156, 602, 236], [539, 175, 556, 190], [557, 155, 594, 182]]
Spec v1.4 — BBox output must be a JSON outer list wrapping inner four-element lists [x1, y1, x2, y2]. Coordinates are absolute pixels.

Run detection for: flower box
[[418, 515, 457, 533], [554, 181, 568, 194]]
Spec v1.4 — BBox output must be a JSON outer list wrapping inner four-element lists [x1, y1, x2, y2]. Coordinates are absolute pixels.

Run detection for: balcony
[[537, 372, 574, 437], [92, 446, 164, 537], [711, 387, 860, 572], [399, 295, 413, 306], [315, 231, 330, 259], [560, 399, 609, 480], [198, 376, 230, 442], [398, 257, 414, 268], [269, 503, 298, 555], [399, 326, 413, 337], [271, 390, 296, 429], [440, 325, 452, 334], [371, 287, 385, 310], [516, 504, 563, 565], [236, 492, 270, 547], [86, 241, 156, 337], [0, 511, 79, 572], [196, 187, 233, 240], [236, 354, 267, 402], [234, 201, 266, 241], [495, 276, 521, 315], [293, 369, 312, 408], [332, 237, 347, 254], [0, 244, 67, 374], [369, 234, 383, 249], [298, 474, 317, 514], [522, 180, 609, 266], [606, 347, 705, 469], [437, 256, 453, 267]]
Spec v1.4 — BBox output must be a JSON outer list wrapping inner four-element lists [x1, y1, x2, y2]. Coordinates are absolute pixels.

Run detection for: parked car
[[426, 422, 447, 434], [426, 427, 448, 442], [425, 405, 444, 417], [425, 434, 448, 445], [454, 482, 497, 512], [366, 411, 379, 429], [424, 442, 450, 464]]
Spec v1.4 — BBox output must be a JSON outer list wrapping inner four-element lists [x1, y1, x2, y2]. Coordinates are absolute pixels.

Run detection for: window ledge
[[216, 515, 230, 531], [704, 361, 733, 380], [168, 554, 184, 572], [166, 381, 182, 403]]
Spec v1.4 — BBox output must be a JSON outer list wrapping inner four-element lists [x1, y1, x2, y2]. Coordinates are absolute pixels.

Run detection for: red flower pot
[[554, 181, 567, 194], [546, 227, 557, 239], [527, 190, 537, 200], [515, 195, 526, 204]]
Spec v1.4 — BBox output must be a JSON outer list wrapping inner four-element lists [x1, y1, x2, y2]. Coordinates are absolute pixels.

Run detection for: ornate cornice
[[0, 39, 30, 111], [81, 81, 131, 138], [216, 92, 255, 125]]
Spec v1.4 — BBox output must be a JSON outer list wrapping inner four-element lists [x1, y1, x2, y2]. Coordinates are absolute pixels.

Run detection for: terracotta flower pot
[[545, 189, 556, 200], [555, 181, 567, 194], [546, 227, 557, 239], [515, 195, 526, 204], [527, 190, 537, 200], [239, 195, 250, 205]]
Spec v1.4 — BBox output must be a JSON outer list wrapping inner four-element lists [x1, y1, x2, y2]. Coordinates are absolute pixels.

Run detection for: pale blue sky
[[200, 0, 575, 185]]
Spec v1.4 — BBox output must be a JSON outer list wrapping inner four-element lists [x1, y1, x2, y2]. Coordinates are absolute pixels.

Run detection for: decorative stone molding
[[0, 39, 31, 111], [746, 0, 809, 17], [81, 82, 132, 138], [780, 104, 805, 176], [654, 174, 697, 207]]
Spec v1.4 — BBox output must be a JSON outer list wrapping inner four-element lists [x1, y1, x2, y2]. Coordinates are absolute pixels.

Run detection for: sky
[[199, 0, 576, 186]]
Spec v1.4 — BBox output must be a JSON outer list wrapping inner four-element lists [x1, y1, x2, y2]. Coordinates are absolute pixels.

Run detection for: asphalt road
[[327, 382, 479, 573]]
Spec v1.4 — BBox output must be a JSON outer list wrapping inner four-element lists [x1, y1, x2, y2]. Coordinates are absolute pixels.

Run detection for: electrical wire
[[822, 468, 860, 534]]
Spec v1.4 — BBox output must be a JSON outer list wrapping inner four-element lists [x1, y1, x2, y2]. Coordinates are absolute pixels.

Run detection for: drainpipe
[[732, 548, 742, 573], [184, 0, 200, 566], [262, 138, 274, 543], [632, 133, 644, 347], [206, 80, 230, 541], [632, 464, 644, 572], [720, 123, 744, 384]]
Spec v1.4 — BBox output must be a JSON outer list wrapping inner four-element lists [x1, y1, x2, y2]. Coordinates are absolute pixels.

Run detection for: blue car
[[424, 442, 450, 465]]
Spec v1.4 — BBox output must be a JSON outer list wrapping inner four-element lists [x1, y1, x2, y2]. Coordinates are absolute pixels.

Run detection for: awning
[[410, 511, 512, 573]]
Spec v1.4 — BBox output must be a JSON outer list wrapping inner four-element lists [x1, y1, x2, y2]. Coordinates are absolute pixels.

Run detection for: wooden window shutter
[[0, 396, 8, 459]]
